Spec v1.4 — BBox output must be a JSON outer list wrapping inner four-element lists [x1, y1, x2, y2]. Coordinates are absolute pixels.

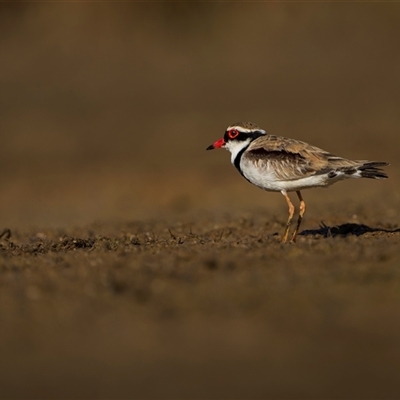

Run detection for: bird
[[206, 122, 389, 243]]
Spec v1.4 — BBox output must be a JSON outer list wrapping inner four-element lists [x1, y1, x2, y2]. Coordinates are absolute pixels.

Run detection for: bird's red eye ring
[[228, 129, 239, 139]]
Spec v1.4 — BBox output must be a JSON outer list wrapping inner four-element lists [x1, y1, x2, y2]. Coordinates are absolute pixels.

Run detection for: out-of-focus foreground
[[0, 3, 399, 398]]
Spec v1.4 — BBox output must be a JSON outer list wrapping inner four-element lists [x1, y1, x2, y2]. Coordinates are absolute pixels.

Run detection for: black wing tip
[[361, 161, 390, 167]]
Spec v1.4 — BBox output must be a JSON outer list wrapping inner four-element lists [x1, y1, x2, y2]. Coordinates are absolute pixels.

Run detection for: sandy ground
[[1, 3, 400, 398], [1, 177, 400, 398]]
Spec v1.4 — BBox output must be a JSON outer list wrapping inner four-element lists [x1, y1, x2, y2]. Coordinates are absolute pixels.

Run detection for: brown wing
[[244, 135, 357, 181]]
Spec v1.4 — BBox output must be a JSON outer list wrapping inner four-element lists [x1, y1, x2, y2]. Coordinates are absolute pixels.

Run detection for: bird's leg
[[291, 191, 306, 242], [281, 191, 295, 243]]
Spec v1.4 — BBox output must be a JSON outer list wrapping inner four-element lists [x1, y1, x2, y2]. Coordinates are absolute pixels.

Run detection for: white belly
[[239, 158, 346, 192]]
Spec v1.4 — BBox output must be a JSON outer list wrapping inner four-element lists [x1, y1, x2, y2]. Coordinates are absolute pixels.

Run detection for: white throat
[[224, 138, 252, 165]]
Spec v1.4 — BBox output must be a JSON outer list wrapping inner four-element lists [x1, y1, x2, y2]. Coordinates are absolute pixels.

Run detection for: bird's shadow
[[300, 222, 400, 238]]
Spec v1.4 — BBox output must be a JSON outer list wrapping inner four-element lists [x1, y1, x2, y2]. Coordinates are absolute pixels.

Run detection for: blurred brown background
[[1, 2, 399, 229], [1, 3, 400, 399]]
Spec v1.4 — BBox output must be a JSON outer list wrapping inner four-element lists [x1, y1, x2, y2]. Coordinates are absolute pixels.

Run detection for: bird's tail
[[357, 161, 389, 179]]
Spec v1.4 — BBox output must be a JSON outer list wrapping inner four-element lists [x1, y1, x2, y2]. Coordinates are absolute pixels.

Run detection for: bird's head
[[206, 122, 266, 156]]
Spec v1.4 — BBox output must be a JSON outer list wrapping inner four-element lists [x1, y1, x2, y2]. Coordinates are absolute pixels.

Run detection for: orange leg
[[291, 191, 306, 242], [281, 191, 295, 243]]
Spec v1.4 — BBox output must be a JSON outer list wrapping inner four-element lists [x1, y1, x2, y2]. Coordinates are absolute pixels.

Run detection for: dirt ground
[[1, 3, 400, 399], [1, 186, 400, 399]]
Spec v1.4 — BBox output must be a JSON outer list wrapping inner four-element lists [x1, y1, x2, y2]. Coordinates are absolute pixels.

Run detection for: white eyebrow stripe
[[227, 126, 267, 134]]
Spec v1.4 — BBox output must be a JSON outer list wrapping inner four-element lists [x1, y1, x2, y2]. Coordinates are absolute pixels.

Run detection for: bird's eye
[[228, 129, 239, 139]]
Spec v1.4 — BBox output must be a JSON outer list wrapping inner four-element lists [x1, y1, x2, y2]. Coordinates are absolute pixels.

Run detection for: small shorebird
[[207, 122, 389, 242]]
